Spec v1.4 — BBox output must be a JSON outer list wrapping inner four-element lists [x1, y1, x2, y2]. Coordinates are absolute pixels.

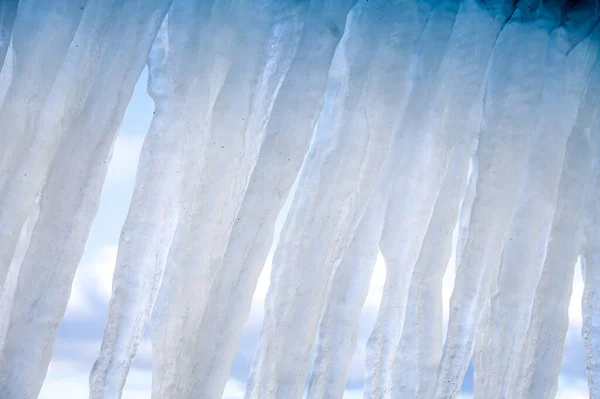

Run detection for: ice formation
[[0, 0, 599, 398]]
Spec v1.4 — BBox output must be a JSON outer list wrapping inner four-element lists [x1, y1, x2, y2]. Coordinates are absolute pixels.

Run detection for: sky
[[37, 68, 590, 399]]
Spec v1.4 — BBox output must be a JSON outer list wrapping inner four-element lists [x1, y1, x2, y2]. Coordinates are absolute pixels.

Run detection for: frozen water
[[0, 0, 599, 398]]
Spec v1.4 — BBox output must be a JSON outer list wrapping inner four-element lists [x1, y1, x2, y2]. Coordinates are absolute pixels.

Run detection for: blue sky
[[37, 69, 590, 399]]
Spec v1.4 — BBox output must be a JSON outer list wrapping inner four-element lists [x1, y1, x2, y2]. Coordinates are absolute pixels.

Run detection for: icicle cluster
[[0, 0, 600, 398]]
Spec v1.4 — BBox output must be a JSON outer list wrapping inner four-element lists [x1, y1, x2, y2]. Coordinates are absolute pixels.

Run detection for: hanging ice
[[91, 1, 235, 396], [0, 0, 87, 285], [0, 1, 171, 397], [246, 1, 413, 395], [150, 1, 308, 397], [308, 0, 431, 395], [434, 6, 561, 397], [0, 1, 599, 399], [186, 2, 358, 398], [474, 12, 599, 398], [510, 42, 600, 399], [0, 1, 17, 72], [364, 0, 460, 394]]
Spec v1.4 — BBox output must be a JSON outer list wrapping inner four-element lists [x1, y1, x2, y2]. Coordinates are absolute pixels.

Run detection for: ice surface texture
[[0, 0, 599, 398]]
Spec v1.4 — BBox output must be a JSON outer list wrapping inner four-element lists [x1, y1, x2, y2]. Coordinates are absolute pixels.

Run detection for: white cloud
[[364, 252, 386, 309], [569, 257, 584, 329], [222, 379, 247, 399], [63, 133, 145, 319], [41, 356, 247, 399], [556, 376, 589, 399], [343, 389, 364, 398], [442, 254, 457, 327], [38, 359, 90, 399], [39, 358, 153, 399], [249, 252, 273, 318], [65, 245, 118, 318], [104, 135, 145, 187]]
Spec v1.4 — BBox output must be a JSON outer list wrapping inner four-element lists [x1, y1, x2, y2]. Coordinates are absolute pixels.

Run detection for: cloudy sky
[[37, 69, 590, 399]]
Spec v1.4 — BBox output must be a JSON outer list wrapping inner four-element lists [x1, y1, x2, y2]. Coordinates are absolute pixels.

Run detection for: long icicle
[[383, 0, 514, 395], [0, 0, 87, 284], [433, 5, 559, 397], [181, 2, 358, 398], [245, 1, 416, 396], [0, 202, 40, 348], [583, 34, 600, 384], [306, 192, 386, 399], [0, 1, 172, 398], [394, 133, 477, 399], [2, 1, 599, 398], [0, 0, 86, 176], [0, 0, 17, 72], [583, 173, 600, 399], [305, 1, 433, 395], [474, 14, 600, 399], [365, 1, 459, 396], [151, 2, 309, 397], [511, 49, 600, 399], [90, 1, 240, 395], [0, 38, 13, 107]]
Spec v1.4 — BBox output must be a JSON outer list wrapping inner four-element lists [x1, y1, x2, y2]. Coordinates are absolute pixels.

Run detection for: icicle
[[0, 201, 39, 348], [434, 6, 559, 398], [306, 193, 386, 399], [305, 0, 440, 395], [474, 14, 600, 399], [0, 0, 87, 284], [0, 0, 17, 72], [393, 133, 477, 399], [0, 1, 172, 397], [386, 16, 511, 389], [0, 38, 13, 107], [182, 2, 358, 398], [150, 2, 308, 398], [583, 244, 600, 399], [364, 1, 460, 396], [370, 0, 511, 395], [583, 203, 600, 398], [583, 54, 600, 388], [511, 51, 600, 399], [0, 0, 87, 180], [90, 1, 234, 396], [1, 0, 599, 397], [245, 0, 422, 396]]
